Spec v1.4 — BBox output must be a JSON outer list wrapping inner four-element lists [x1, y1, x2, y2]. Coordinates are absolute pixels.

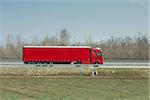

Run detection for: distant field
[[0, 76, 149, 100]]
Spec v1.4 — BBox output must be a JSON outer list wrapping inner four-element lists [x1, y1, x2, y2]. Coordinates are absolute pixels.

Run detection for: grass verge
[[0, 67, 149, 78], [0, 76, 149, 100]]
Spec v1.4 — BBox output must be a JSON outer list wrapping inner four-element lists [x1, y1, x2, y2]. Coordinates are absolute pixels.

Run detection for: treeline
[[0, 29, 149, 60], [98, 34, 149, 60]]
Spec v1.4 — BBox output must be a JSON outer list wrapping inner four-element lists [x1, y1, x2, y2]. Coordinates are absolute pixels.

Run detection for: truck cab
[[91, 47, 104, 64]]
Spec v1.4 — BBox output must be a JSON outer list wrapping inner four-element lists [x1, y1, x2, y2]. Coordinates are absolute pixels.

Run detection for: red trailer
[[23, 46, 104, 64]]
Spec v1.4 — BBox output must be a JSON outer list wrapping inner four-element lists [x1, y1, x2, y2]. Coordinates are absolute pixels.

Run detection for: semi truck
[[23, 46, 104, 64]]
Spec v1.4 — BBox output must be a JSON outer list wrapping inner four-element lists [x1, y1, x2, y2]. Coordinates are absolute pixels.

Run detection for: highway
[[104, 60, 149, 66], [0, 60, 149, 68]]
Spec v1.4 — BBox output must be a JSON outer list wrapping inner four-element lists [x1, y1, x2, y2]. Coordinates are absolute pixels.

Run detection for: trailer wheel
[[71, 61, 77, 64], [24, 62, 28, 64], [49, 62, 53, 64]]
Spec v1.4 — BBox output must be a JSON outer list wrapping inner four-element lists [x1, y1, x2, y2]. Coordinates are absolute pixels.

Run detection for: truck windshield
[[97, 52, 103, 56]]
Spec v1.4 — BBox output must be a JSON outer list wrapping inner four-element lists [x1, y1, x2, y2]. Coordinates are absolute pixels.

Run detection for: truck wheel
[[94, 62, 99, 67], [77, 61, 82, 64]]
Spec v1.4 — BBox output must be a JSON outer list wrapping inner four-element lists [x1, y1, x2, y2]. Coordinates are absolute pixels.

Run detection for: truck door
[[91, 48, 104, 64], [91, 49, 97, 64]]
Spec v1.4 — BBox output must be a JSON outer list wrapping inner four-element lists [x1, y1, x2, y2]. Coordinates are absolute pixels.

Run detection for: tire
[[24, 62, 28, 64], [94, 62, 99, 67]]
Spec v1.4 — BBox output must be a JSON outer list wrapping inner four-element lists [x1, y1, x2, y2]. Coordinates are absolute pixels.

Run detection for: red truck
[[23, 46, 104, 64]]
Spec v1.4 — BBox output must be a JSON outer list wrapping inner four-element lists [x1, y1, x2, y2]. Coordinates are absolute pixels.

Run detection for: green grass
[[0, 67, 149, 100], [0, 76, 149, 100]]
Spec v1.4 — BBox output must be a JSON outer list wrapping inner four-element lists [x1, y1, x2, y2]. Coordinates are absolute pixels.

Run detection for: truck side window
[[93, 50, 96, 53], [97, 52, 103, 56]]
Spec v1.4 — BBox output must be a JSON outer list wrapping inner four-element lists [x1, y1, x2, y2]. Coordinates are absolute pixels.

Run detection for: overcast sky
[[0, 0, 149, 43]]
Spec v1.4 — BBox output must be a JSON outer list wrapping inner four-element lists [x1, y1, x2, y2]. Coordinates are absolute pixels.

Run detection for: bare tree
[[30, 36, 40, 46], [4, 34, 17, 58], [84, 34, 93, 46], [134, 33, 149, 59], [59, 29, 70, 46], [0, 45, 4, 59], [42, 35, 58, 46], [15, 35, 26, 59]]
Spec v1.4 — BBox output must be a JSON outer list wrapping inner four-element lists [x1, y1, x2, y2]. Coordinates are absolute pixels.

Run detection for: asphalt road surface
[[0, 60, 149, 68]]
